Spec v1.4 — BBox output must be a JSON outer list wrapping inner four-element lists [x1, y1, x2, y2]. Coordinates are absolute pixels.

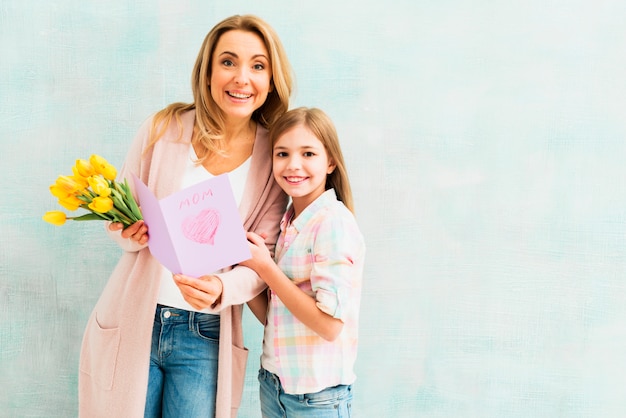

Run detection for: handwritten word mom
[[179, 189, 214, 209]]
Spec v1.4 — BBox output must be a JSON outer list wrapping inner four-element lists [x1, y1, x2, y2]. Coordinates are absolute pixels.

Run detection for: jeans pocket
[[230, 344, 249, 410], [305, 384, 352, 407], [194, 313, 220, 341], [79, 313, 121, 391]]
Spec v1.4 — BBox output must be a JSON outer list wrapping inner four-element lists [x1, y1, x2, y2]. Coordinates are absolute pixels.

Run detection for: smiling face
[[272, 124, 336, 217], [210, 30, 272, 123]]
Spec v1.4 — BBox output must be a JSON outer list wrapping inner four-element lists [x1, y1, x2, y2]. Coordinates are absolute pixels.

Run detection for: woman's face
[[210, 30, 272, 123]]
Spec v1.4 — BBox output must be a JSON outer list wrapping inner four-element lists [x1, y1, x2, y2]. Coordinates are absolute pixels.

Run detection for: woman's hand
[[173, 274, 224, 310], [239, 231, 273, 274], [109, 220, 149, 245]]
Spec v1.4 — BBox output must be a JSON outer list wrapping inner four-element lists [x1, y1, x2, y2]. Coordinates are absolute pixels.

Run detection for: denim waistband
[[154, 304, 219, 324], [258, 367, 278, 381], [258, 367, 352, 400]]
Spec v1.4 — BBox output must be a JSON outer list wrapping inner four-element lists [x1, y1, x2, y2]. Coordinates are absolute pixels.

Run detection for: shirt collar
[[280, 189, 337, 233]]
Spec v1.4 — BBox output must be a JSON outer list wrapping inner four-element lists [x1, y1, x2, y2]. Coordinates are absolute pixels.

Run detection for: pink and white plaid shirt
[[261, 189, 366, 394]]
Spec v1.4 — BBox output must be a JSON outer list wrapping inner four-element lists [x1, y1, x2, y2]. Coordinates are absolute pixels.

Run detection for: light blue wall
[[2, 0, 626, 417]]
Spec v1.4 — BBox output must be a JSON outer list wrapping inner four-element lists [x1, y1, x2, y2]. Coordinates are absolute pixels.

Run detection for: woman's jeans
[[144, 304, 220, 418], [258, 367, 353, 418]]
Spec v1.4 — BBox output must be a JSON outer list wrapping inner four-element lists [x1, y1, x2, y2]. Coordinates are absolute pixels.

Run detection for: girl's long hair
[[269, 107, 354, 213], [146, 14, 293, 160]]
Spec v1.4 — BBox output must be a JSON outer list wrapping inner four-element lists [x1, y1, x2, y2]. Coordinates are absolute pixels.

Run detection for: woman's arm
[[174, 184, 287, 312], [107, 220, 149, 247], [173, 126, 288, 311]]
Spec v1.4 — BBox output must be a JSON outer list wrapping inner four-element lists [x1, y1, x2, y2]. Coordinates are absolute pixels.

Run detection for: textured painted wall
[[2, 0, 626, 417]]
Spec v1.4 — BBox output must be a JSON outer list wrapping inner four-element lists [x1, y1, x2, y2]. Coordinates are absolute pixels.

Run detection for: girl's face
[[210, 30, 272, 123], [272, 125, 336, 216]]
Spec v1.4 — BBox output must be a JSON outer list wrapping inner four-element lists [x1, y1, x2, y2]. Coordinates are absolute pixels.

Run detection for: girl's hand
[[173, 274, 223, 310], [109, 220, 149, 245], [239, 231, 273, 272]]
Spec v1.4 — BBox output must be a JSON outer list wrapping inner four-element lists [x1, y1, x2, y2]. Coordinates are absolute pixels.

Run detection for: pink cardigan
[[78, 110, 287, 417]]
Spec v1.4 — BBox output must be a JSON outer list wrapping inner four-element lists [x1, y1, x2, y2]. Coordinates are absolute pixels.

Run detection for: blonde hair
[[147, 14, 293, 159], [269, 107, 355, 213]]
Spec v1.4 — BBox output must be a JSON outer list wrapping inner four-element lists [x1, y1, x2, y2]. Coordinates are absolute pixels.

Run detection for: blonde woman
[[78, 15, 293, 418]]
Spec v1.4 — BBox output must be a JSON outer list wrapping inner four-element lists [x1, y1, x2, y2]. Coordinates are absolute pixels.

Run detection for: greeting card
[[132, 173, 250, 276]]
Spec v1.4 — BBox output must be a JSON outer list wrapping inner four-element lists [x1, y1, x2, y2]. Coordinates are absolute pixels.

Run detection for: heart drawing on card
[[181, 208, 221, 245]]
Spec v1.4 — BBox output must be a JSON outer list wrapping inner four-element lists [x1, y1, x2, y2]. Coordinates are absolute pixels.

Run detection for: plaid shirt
[[261, 189, 366, 394]]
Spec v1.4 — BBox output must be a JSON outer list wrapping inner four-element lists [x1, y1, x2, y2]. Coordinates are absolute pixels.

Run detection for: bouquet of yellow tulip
[[43, 154, 142, 228]]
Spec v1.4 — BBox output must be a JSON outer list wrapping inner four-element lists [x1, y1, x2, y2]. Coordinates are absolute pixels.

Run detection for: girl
[[241, 107, 365, 417]]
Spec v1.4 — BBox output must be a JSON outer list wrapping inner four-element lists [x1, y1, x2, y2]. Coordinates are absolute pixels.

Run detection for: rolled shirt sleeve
[[309, 211, 365, 320]]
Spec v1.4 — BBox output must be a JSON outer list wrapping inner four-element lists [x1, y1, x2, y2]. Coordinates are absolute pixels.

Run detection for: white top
[[157, 144, 251, 312]]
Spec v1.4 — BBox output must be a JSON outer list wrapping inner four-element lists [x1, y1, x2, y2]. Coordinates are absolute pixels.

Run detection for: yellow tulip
[[88, 196, 114, 213], [58, 195, 83, 211], [55, 175, 79, 193], [90, 154, 117, 181], [100, 164, 117, 181], [75, 159, 95, 177], [71, 169, 90, 189], [71, 166, 90, 185], [56, 175, 87, 194], [43, 211, 67, 226], [88, 175, 112, 197], [50, 184, 72, 199]]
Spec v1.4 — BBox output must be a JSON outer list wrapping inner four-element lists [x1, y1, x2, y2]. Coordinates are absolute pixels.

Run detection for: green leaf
[[116, 178, 143, 221], [110, 188, 136, 220], [72, 213, 106, 221], [123, 179, 143, 220]]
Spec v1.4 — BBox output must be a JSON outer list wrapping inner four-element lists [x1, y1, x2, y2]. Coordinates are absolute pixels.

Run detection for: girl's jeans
[[144, 304, 220, 418], [258, 367, 353, 418]]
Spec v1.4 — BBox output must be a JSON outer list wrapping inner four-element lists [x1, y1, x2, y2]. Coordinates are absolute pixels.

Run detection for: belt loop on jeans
[[188, 310, 195, 331], [261, 368, 282, 390]]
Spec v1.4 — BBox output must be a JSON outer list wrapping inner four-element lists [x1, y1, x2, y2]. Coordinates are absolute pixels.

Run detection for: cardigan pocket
[[230, 344, 249, 411], [79, 313, 121, 391]]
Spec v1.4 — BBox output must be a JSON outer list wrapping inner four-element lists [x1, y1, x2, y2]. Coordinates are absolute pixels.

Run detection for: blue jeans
[[144, 304, 220, 418], [258, 368, 353, 418]]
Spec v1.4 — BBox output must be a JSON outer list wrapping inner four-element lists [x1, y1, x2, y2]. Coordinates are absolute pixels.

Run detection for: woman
[[78, 14, 293, 418]]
